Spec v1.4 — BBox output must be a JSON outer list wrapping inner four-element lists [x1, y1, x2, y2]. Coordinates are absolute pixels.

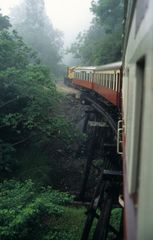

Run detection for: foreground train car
[[92, 62, 122, 107], [65, 0, 153, 239], [122, 0, 153, 239]]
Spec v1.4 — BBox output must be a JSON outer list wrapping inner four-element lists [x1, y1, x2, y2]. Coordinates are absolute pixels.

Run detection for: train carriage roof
[[74, 66, 96, 73], [95, 61, 122, 71], [72, 61, 122, 73]]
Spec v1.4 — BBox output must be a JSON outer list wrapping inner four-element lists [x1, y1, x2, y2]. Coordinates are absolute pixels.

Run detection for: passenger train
[[66, 62, 122, 107], [65, 0, 153, 239]]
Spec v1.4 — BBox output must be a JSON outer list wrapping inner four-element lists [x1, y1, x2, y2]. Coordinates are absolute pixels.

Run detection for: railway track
[[77, 91, 123, 240]]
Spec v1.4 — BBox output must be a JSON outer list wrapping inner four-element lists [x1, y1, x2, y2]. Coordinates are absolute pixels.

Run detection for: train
[[66, 62, 122, 107], [65, 0, 153, 239]]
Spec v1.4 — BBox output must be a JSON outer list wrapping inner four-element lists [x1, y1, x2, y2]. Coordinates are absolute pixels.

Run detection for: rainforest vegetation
[[0, 8, 83, 240], [0, 0, 123, 239], [68, 0, 123, 65]]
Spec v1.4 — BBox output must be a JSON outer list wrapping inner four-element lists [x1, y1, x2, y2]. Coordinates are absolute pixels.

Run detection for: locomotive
[[65, 0, 153, 239]]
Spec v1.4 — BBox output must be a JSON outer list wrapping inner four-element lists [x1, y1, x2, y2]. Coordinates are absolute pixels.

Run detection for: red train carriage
[[67, 62, 122, 107], [65, 0, 153, 239], [73, 66, 95, 90], [93, 62, 122, 107]]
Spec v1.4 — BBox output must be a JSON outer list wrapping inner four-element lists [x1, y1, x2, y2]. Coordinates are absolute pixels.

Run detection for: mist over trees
[[0, 11, 77, 180], [68, 0, 123, 65], [10, 0, 64, 75], [0, 10, 85, 239]]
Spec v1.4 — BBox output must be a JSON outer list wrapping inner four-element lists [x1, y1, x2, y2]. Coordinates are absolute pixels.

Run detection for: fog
[[0, 0, 93, 47]]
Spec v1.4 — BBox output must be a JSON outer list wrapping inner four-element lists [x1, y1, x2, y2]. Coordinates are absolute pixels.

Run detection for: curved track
[[82, 95, 117, 135]]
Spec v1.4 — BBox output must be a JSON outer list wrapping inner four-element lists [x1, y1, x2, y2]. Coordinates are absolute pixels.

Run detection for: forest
[[0, 0, 123, 239], [68, 0, 123, 65]]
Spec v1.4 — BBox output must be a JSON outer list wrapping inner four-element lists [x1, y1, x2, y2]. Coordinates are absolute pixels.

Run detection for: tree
[[0, 11, 11, 30], [10, 0, 63, 75], [68, 0, 123, 65], [0, 13, 74, 178], [91, 0, 123, 33]]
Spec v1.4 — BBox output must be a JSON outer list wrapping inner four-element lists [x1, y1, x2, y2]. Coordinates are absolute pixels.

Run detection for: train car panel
[[64, 1, 153, 238], [123, 0, 153, 239], [93, 83, 118, 106], [73, 66, 95, 90], [93, 63, 122, 106], [73, 79, 93, 90]]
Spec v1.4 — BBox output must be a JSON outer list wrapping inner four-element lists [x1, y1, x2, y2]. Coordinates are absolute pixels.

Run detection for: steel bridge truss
[[79, 92, 123, 240]]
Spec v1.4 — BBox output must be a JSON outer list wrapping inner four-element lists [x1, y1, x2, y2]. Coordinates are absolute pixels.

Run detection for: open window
[[128, 57, 145, 193]]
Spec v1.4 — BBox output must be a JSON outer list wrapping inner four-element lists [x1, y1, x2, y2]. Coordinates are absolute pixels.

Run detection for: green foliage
[[0, 141, 17, 176], [108, 208, 122, 240], [68, 0, 123, 65], [91, 0, 123, 32], [0, 180, 73, 240], [110, 208, 122, 231], [0, 11, 11, 30], [43, 206, 85, 240], [43, 231, 75, 240], [0, 13, 78, 178], [51, 116, 78, 144]]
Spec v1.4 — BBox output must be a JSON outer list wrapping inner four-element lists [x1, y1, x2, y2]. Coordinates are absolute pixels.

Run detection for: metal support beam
[[88, 121, 108, 127]]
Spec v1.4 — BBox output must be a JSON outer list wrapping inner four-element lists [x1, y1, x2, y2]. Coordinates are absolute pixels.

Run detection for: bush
[[0, 180, 73, 240]]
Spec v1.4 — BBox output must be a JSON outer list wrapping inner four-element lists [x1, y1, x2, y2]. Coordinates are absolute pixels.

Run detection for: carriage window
[[98, 74, 100, 84], [105, 74, 107, 87], [103, 74, 105, 86], [108, 74, 110, 88], [106, 74, 108, 87], [102, 74, 104, 86], [110, 74, 114, 89], [105, 75, 107, 87], [113, 74, 116, 90], [110, 74, 112, 88], [128, 57, 145, 193], [100, 74, 102, 85], [107, 74, 109, 88], [81, 72, 83, 80], [117, 73, 120, 92], [115, 74, 118, 91], [90, 73, 92, 81]]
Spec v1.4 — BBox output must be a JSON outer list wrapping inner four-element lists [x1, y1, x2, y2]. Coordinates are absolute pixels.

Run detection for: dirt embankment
[[49, 82, 90, 193], [57, 83, 89, 131]]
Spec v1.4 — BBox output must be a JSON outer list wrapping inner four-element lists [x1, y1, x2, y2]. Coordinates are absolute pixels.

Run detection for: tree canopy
[[10, 0, 64, 75], [0, 12, 75, 179], [68, 0, 123, 65]]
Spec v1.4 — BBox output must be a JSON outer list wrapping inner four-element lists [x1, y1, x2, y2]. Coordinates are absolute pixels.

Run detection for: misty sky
[[0, 0, 93, 47]]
